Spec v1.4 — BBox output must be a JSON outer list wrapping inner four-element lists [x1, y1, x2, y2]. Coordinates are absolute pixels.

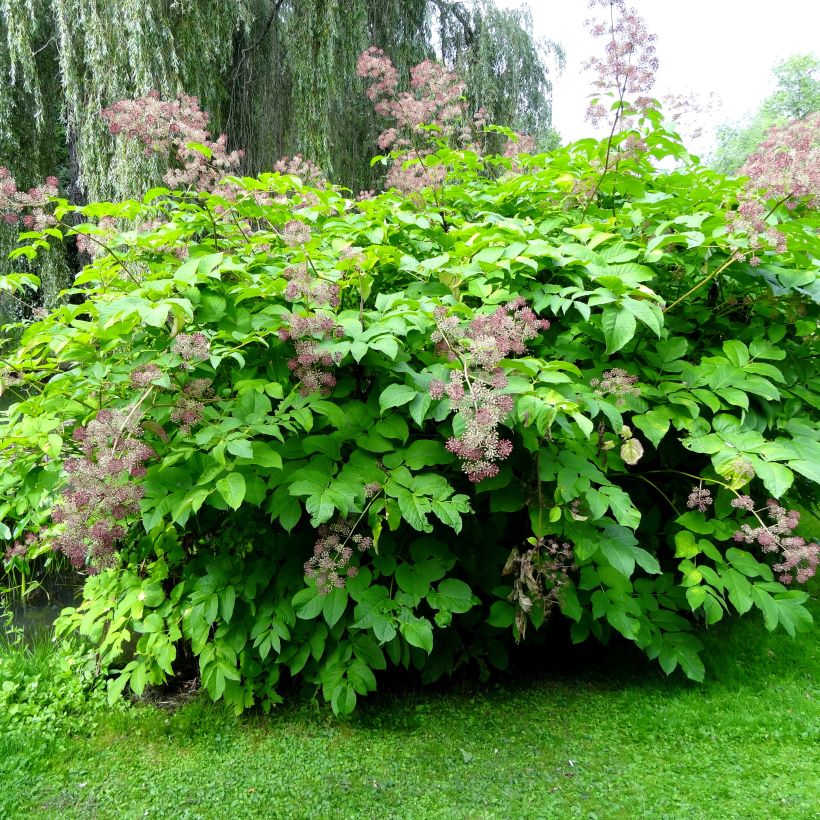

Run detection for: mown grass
[[1, 515, 818, 819]]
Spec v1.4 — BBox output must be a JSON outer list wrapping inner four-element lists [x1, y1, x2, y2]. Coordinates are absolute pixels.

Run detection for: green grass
[[1, 509, 819, 819], [2, 595, 818, 820]]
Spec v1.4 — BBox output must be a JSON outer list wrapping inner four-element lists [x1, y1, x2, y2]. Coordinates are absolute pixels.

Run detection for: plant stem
[[662, 256, 734, 314]]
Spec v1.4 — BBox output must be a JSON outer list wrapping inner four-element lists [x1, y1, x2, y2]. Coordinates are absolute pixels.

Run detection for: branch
[[430, 0, 475, 45], [242, 0, 287, 55]]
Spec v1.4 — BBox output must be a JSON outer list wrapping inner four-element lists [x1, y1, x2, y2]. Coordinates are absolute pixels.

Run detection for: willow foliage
[[0, 0, 561, 319]]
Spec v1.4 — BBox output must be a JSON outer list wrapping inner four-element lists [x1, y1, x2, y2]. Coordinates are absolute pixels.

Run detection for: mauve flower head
[[431, 300, 549, 482], [686, 485, 713, 513], [0, 166, 58, 230], [731, 496, 818, 585], [583, 0, 658, 126], [102, 93, 241, 192], [272, 154, 325, 186], [305, 515, 375, 594], [130, 363, 164, 389], [357, 48, 477, 192], [282, 313, 343, 396], [590, 368, 640, 405], [52, 405, 153, 571], [173, 332, 210, 361]]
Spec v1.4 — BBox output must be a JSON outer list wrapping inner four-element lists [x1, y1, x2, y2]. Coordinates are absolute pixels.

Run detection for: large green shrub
[[1, 111, 818, 714]]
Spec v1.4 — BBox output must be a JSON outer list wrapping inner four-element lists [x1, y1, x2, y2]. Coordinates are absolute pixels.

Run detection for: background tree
[[0, 0, 562, 322], [709, 54, 820, 175]]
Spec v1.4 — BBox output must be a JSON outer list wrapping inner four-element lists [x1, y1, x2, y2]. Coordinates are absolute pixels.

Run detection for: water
[[3, 578, 81, 638]]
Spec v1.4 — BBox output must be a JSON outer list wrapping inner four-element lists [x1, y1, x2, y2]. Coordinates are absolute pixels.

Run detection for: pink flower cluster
[[430, 299, 549, 482], [503, 132, 537, 157], [281, 219, 312, 247], [725, 199, 788, 260], [279, 314, 343, 396], [357, 47, 475, 193], [358, 49, 466, 137], [272, 155, 325, 186], [0, 166, 58, 231], [51, 409, 153, 572], [733, 499, 819, 585], [282, 263, 340, 308], [741, 113, 820, 208], [129, 363, 164, 389], [171, 378, 213, 434], [590, 368, 640, 406], [304, 517, 373, 594], [583, 0, 659, 126], [173, 332, 211, 363], [686, 485, 713, 513], [728, 113, 819, 261], [101, 92, 242, 191], [4, 532, 36, 562]]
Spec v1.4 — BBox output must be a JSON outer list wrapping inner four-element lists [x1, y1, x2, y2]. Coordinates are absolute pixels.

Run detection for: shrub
[[1, 90, 819, 713]]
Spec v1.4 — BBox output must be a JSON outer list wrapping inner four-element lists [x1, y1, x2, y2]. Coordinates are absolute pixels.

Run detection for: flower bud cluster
[[282, 263, 340, 307], [51, 409, 153, 572], [727, 112, 818, 261], [0, 166, 58, 230], [281, 219, 312, 247], [686, 485, 713, 513], [279, 315, 343, 396], [304, 517, 373, 594], [171, 378, 214, 435], [732, 499, 819, 585], [590, 368, 639, 406], [430, 299, 549, 482], [357, 48, 479, 193], [272, 155, 326, 186], [583, 0, 658, 126], [101, 92, 242, 192], [4, 532, 35, 562], [173, 332, 211, 363]]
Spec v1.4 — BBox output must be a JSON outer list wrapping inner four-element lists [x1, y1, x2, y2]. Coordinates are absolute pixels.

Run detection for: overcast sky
[[496, 0, 820, 153]]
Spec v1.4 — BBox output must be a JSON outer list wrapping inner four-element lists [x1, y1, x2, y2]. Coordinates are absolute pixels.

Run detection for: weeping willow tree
[[0, 0, 562, 321], [434, 0, 564, 149]]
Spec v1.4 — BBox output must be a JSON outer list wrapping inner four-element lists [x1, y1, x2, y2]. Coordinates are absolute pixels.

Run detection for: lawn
[[1, 569, 818, 820]]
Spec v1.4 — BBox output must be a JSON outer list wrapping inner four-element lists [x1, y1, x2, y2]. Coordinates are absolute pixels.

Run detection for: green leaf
[[293, 587, 324, 620], [771, 592, 813, 636], [330, 682, 357, 715], [395, 563, 432, 599], [322, 588, 348, 627], [631, 410, 671, 448], [379, 384, 417, 413], [620, 438, 644, 465], [251, 441, 283, 469], [487, 600, 516, 627], [633, 547, 661, 575], [216, 473, 246, 510], [599, 525, 638, 577], [402, 439, 453, 470], [227, 439, 254, 459], [392, 487, 432, 532], [722, 340, 749, 368], [601, 305, 637, 354], [399, 614, 434, 652], [722, 568, 753, 614], [427, 579, 475, 614], [622, 297, 662, 336], [754, 461, 793, 497], [726, 548, 772, 580]]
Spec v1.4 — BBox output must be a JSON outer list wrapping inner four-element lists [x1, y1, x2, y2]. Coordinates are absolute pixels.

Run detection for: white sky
[[497, 0, 820, 153]]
